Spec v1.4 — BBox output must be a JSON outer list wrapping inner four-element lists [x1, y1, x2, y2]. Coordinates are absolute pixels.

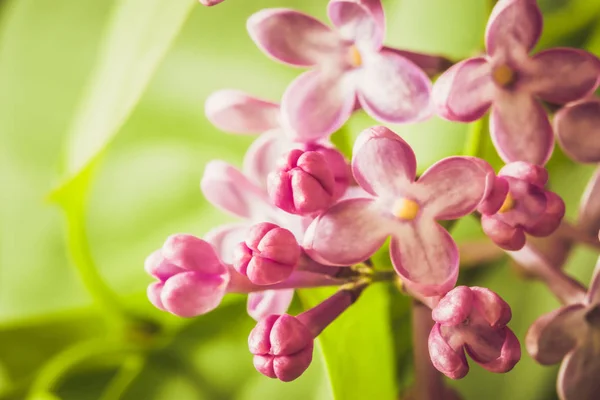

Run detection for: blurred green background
[[1, 0, 600, 399]]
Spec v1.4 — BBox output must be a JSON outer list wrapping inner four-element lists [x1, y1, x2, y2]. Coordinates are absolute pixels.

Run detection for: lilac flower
[[268, 149, 336, 215], [481, 162, 565, 251], [429, 286, 521, 379], [303, 126, 492, 296], [554, 97, 600, 163], [247, 0, 434, 140], [433, 0, 600, 165], [234, 222, 301, 285], [249, 286, 361, 381], [205, 90, 350, 192], [527, 262, 600, 400]]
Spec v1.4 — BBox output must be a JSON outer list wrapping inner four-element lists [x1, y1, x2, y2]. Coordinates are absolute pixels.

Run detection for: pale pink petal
[[525, 304, 586, 365], [485, 0, 543, 57], [200, 161, 271, 219], [247, 289, 295, 321], [578, 167, 600, 237], [524, 49, 600, 104], [203, 223, 249, 264], [490, 91, 553, 165], [416, 157, 488, 220], [281, 70, 356, 142], [205, 90, 280, 134], [243, 130, 297, 188], [303, 198, 391, 265], [558, 339, 600, 400], [161, 271, 229, 317], [555, 99, 600, 163], [433, 57, 494, 122], [327, 0, 384, 49], [390, 220, 459, 297], [247, 9, 342, 67], [357, 48, 432, 124], [351, 126, 416, 197], [162, 234, 226, 275], [147, 282, 166, 311]]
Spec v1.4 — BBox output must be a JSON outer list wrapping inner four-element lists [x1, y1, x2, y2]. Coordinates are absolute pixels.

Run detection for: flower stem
[[411, 300, 445, 400]]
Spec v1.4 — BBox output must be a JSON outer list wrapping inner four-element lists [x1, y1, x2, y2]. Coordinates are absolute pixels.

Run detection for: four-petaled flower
[[247, 0, 434, 141], [303, 126, 492, 296], [433, 0, 600, 165], [527, 262, 600, 400]]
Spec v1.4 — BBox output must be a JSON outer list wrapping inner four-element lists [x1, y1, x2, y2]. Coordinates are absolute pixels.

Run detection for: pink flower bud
[[303, 143, 351, 199], [268, 149, 336, 215], [428, 286, 521, 379], [145, 234, 230, 317], [249, 314, 314, 382], [233, 222, 301, 285]]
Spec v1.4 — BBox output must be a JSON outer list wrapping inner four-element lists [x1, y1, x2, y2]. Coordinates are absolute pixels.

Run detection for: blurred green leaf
[[298, 285, 397, 400], [538, 0, 600, 48]]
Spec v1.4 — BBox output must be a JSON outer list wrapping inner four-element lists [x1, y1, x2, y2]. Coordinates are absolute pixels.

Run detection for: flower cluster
[[150, 0, 600, 398]]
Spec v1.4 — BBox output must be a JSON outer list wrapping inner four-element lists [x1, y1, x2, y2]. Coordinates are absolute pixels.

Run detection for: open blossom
[[205, 90, 350, 192], [249, 286, 361, 381], [247, 0, 435, 140], [554, 96, 600, 164], [527, 262, 600, 400], [433, 0, 600, 165], [429, 286, 521, 379], [304, 126, 492, 296], [481, 162, 565, 250]]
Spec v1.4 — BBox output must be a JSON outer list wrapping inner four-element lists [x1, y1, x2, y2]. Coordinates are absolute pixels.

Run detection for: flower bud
[[233, 222, 301, 285], [428, 286, 521, 379], [268, 149, 336, 215], [304, 143, 351, 199], [145, 234, 230, 317]]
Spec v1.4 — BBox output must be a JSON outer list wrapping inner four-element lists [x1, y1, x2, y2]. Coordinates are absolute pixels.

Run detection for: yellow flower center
[[348, 46, 362, 67], [491, 64, 516, 87], [392, 198, 420, 220], [498, 192, 515, 213]]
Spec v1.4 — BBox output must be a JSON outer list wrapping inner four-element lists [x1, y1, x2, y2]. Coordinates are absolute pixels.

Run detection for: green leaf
[[59, 0, 194, 181], [298, 285, 397, 400], [537, 0, 600, 48]]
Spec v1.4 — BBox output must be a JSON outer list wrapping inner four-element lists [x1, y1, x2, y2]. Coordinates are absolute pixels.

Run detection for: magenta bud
[[429, 286, 520, 379], [481, 215, 526, 251], [303, 143, 351, 199], [145, 234, 230, 317], [478, 176, 510, 215], [233, 222, 301, 285], [267, 149, 336, 215], [248, 314, 314, 382]]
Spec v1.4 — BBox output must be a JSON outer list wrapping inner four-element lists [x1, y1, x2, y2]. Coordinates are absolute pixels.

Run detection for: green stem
[[462, 117, 486, 157], [99, 354, 145, 400]]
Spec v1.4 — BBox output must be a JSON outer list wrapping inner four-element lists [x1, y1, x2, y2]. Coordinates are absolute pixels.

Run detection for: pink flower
[[527, 264, 600, 400], [433, 0, 600, 165], [481, 162, 565, 251], [554, 96, 600, 164], [303, 126, 491, 296], [247, 0, 434, 140], [249, 286, 361, 381], [429, 286, 521, 379], [234, 222, 301, 285]]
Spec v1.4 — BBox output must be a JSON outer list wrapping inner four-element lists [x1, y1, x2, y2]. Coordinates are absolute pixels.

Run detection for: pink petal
[[525, 304, 586, 365], [499, 161, 548, 186], [204, 223, 249, 264], [433, 57, 494, 122], [205, 90, 280, 134], [247, 9, 342, 67], [428, 323, 469, 379], [470, 286, 512, 327], [432, 286, 473, 326], [481, 215, 526, 251], [416, 157, 488, 220], [558, 339, 600, 400], [390, 220, 459, 297], [524, 49, 600, 104], [390, 49, 453, 78], [327, 0, 384, 49], [490, 91, 554, 165], [200, 161, 272, 219], [485, 0, 543, 57], [357, 47, 433, 124], [303, 198, 391, 265], [281, 70, 356, 142], [247, 289, 295, 321], [144, 249, 180, 281], [468, 327, 521, 374], [578, 167, 600, 237], [162, 234, 226, 275], [147, 282, 166, 311], [243, 130, 297, 188], [351, 126, 416, 197], [554, 98, 600, 163], [161, 271, 229, 317]]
